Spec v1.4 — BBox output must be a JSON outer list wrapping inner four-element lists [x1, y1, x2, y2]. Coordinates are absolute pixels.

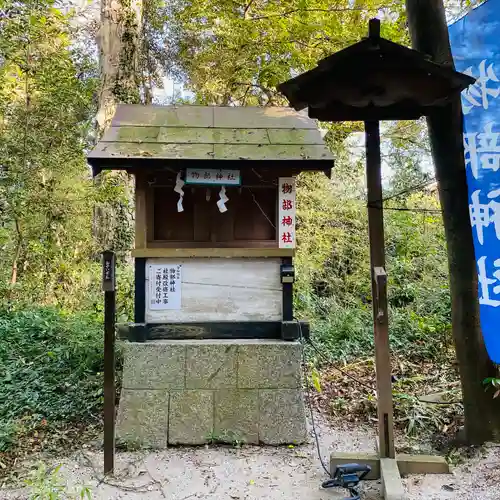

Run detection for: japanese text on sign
[[185, 168, 241, 186], [101, 252, 115, 292], [450, 0, 500, 362], [278, 177, 296, 249], [148, 264, 182, 310]]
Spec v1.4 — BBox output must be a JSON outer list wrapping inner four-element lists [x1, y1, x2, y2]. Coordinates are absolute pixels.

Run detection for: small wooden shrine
[[87, 105, 333, 447], [89, 105, 332, 341]]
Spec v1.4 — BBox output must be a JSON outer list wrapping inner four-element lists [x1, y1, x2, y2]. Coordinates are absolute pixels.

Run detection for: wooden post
[[102, 251, 116, 475], [365, 120, 395, 459], [135, 173, 148, 249]]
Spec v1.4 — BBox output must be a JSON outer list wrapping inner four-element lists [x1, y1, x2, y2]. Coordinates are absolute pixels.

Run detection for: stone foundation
[[116, 339, 307, 447]]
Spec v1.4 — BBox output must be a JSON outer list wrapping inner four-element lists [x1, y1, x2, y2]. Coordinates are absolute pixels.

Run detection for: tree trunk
[[97, 0, 142, 131], [10, 219, 23, 285], [405, 0, 500, 444], [95, 0, 142, 255]]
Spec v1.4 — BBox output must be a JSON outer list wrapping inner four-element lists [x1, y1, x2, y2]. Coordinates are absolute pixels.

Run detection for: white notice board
[[148, 264, 182, 310]]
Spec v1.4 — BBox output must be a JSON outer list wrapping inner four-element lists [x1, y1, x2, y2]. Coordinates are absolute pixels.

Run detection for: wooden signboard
[[278, 177, 296, 249], [185, 168, 241, 186]]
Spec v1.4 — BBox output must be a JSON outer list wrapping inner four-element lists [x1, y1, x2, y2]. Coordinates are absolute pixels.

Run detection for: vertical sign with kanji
[[449, 0, 500, 362], [278, 177, 296, 249], [148, 264, 182, 310]]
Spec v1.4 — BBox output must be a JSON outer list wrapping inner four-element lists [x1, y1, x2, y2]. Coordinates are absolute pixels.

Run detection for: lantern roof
[[87, 105, 333, 176], [277, 19, 475, 121]]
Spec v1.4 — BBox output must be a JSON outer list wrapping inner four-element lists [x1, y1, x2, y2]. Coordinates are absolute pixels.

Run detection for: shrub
[[0, 307, 105, 451]]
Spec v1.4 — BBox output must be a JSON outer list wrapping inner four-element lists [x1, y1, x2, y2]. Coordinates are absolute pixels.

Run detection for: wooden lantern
[[277, 18, 474, 498]]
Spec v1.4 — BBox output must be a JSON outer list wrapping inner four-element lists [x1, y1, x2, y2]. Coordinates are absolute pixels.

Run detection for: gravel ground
[[402, 442, 500, 500], [1, 415, 499, 499]]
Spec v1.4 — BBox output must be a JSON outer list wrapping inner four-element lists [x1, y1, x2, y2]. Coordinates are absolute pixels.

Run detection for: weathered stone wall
[[116, 339, 307, 446]]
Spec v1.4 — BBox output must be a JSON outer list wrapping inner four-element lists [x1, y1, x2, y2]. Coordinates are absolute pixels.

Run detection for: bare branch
[[248, 6, 395, 21], [243, 0, 255, 19]]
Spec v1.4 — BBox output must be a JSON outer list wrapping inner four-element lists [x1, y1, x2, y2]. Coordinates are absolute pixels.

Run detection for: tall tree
[[405, 0, 500, 444], [0, 0, 97, 306], [168, 0, 408, 105], [94, 0, 143, 254], [97, 0, 142, 131]]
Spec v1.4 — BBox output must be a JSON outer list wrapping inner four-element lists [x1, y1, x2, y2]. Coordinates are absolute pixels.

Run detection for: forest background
[[0, 0, 486, 474]]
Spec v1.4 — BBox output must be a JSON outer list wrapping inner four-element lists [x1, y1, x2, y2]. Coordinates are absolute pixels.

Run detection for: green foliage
[[0, 307, 105, 451], [296, 157, 450, 364], [483, 377, 500, 399], [0, 0, 479, 461], [25, 462, 92, 500], [162, 0, 456, 373], [0, 0, 99, 306], [205, 429, 246, 448], [167, 0, 408, 105]]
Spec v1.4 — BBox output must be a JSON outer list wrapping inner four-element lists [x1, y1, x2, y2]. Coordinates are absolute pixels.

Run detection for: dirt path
[[2, 415, 499, 499]]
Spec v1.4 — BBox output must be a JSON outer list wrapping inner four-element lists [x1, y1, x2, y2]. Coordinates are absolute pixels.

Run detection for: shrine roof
[[87, 105, 333, 176], [277, 29, 475, 121]]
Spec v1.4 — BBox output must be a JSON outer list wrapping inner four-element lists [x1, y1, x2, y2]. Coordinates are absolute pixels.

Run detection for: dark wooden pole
[[365, 120, 395, 458], [405, 0, 500, 444], [102, 251, 116, 474]]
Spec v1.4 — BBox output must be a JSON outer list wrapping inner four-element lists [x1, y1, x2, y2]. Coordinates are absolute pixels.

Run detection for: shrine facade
[[87, 104, 333, 446]]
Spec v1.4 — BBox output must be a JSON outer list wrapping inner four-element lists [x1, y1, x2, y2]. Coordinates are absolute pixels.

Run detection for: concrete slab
[[214, 389, 259, 444], [238, 342, 302, 389], [330, 452, 380, 480], [121, 343, 185, 390], [185, 344, 237, 389], [116, 389, 169, 448], [117, 340, 306, 446], [259, 389, 307, 444], [397, 454, 449, 476], [380, 458, 404, 500]]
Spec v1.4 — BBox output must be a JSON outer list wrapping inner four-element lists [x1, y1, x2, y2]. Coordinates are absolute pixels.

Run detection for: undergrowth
[[0, 306, 114, 468], [305, 295, 462, 446], [25, 462, 92, 499], [308, 302, 452, 364]]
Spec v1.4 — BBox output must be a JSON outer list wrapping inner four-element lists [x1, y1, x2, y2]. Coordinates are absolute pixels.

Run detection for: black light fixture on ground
[[278, 18, 474, 500]]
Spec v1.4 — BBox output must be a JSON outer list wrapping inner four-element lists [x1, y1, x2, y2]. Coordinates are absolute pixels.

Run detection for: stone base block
[[116, 339, 306, 447], [116, 390, 169, 448]]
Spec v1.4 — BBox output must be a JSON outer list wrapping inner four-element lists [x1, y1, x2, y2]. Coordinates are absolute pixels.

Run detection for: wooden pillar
[[102, 251, 116, 474], [135, 173, 148, 249], [364, 120, 395, 459]]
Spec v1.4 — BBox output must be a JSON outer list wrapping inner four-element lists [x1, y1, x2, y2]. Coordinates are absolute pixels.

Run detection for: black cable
[[365, 177, 441, 214], [366, 203, 441, 214], [297, 320, 331, 478], [380, 177, 437, 203], [381, 207, 441, 214], [299, 322, 371, 499], [307, 337, 377, 393]]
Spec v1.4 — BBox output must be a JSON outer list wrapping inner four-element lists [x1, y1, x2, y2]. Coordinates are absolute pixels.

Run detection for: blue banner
[[449, 0, 500, 363]]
